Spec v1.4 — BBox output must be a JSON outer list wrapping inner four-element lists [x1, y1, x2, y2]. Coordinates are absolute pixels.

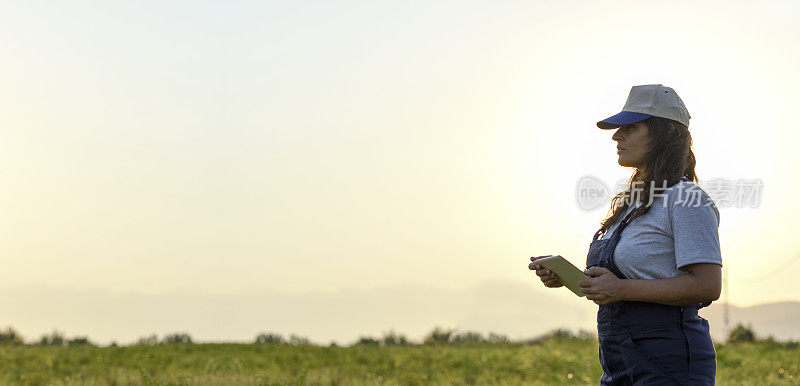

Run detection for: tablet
[[533, 255, 588, 297]]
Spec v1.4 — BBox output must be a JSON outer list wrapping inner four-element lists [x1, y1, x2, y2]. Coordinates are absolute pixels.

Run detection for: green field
[[0, 337, 797, 385]]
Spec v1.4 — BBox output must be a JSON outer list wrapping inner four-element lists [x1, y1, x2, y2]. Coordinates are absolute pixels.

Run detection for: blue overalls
[[586, 209, 717, 385]]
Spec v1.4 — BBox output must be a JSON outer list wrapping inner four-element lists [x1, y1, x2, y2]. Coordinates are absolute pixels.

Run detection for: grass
[[0, 338, 797, 385]]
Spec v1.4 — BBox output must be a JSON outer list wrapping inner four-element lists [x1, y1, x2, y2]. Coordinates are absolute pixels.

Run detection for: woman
[[529, 84, 722, 385]]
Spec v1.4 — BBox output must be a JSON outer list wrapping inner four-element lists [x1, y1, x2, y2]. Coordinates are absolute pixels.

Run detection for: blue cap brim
[[596, 111, 652, 129]]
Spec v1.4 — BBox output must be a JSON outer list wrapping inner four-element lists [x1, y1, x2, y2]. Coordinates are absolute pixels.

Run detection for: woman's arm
[[621, 263, 722, 305], [579, 263, 722, 306]]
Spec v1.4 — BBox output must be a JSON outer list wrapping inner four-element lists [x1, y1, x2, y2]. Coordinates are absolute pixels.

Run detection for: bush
[[288, 334, 312, 346], [135, 334, 159, 346], [549, 328, 574, 339], [423, 326, 453, 345], [450, 331, 485, 344], [0, 327, 24, 346], [356, 336, 380, 345], [577, 329, 596, 340], [487, 332, 509, 343], [38, 330, 65, 346], [381, 330, 409, 346], [523, 329, 580, 346], [162, 332, 192, 345], [67, 337, 93, 346], [522, 335, 546, 345], [727, 323, 756, 343], [255, 332, 284, 345], [524, 328, 594, 345]]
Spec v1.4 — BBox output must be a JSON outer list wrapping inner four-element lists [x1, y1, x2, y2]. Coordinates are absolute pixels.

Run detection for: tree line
[[0, 323, 793, 347]]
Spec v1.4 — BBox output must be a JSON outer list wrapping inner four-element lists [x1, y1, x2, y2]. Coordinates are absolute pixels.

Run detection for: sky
[[0, 0, 798, 344]]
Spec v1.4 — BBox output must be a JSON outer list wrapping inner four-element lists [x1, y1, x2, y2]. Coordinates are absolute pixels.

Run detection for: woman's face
[[612, 122, 650, 168]]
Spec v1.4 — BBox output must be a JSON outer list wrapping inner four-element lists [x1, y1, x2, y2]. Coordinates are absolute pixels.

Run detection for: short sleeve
[[669, 184, 723, 271]]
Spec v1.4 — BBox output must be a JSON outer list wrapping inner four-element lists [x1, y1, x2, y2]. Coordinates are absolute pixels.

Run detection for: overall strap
[[611, 206, 638, 235], [602, 207, 639, 279], [593, 205, 638, 241]]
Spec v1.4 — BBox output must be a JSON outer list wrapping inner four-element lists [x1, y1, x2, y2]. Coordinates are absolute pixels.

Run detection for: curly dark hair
[[599, 116, 697, 234]]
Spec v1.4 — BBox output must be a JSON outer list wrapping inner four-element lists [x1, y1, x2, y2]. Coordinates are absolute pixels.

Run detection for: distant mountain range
[[0, 282, 796, 345], [699, 301, 800, 342]]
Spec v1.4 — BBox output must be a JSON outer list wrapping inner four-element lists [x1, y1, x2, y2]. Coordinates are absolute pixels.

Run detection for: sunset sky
[[0, 1, 798, 344]]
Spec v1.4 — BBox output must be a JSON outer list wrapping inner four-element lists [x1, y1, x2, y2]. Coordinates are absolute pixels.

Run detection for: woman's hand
[[579, 267, 628, 305], [529, 256, 563, 288]]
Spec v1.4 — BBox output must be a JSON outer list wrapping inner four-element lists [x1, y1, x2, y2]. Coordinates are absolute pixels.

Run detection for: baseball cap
[[597, 84, 691, 129]]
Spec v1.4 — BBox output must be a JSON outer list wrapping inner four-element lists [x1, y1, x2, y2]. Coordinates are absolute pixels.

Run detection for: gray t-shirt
[[601, 177, 723, 280]]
